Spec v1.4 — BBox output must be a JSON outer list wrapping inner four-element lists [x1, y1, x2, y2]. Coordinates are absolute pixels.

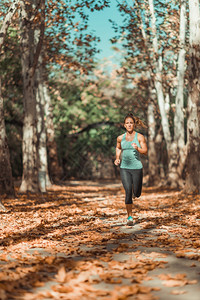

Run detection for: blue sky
[[86, 1, 124, 62]]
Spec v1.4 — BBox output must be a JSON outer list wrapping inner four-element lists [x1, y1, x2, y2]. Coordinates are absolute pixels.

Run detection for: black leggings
[[120, 168, 143, 204]]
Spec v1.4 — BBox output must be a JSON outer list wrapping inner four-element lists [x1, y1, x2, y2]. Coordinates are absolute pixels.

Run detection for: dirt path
[[0, 181, 200, 299]]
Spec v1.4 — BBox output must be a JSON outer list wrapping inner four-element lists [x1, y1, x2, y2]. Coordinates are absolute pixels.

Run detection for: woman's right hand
[[114, 159, 120, 166]]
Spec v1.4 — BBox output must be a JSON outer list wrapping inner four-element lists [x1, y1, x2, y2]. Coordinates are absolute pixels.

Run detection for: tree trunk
[[174, 0, 186, 148], [0, 83, 15, 199], [137, 4, 160, 186], [148, 0, 172, 154], [147, 100, 159, 186], [148, 0, 187, 188], [19, 0, 45, 193], [44, 84, 63, 181], [171, 0, 187, 186], [184, 0, 200, 193], [0, 1, 18, 200], [36, 60, 51, 191]]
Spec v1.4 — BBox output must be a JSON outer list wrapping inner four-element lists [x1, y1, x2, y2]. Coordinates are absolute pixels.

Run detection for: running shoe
[[127, 216, 134, 226]]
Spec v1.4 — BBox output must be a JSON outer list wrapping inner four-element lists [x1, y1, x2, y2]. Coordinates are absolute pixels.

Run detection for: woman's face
[[124, 117, 134, 132]]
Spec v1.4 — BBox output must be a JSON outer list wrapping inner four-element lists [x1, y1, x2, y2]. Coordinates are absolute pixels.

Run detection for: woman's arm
[[132, 134, 148, 155], [114, 135, 122, 165]]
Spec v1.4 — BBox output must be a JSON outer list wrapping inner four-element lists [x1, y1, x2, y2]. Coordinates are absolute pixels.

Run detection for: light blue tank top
[[120, 132, 143, 169]]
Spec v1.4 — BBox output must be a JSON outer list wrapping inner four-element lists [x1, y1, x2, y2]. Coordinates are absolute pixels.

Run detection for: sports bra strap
[[134, 132, 138, 141]]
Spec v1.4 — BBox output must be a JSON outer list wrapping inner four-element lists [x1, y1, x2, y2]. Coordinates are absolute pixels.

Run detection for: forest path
[[0, 180, 200, 299]]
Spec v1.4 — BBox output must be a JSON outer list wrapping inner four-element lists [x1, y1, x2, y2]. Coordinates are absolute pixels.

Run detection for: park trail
[[0, 180, 200, 300]]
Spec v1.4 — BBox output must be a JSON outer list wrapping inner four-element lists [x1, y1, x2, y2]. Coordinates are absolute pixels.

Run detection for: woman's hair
[[124, 112, 147, 129]]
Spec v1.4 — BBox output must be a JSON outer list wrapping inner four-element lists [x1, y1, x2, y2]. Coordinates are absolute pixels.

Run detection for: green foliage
[[48, 62, 147, 179], [50, 65, 147, 179], [49, 68, 126, 178]]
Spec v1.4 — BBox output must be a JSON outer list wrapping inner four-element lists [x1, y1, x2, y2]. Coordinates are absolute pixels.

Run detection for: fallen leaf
[[55, 266, 67, 283], [52, 285, 73, 293], [162, 279, 187, 287], [0, 289, 7, 300], [187, 280, 198, 285], [170, 290, 187, 295], [33, 281, 45, 287]]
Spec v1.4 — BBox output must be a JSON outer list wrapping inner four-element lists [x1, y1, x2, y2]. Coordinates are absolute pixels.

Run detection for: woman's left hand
[[131, 143, 138, 151]]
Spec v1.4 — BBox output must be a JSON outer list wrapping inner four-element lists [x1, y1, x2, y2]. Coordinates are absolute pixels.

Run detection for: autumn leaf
[[162, 279, 187, 287], [55, 266, 67, 283], [0, 183, 199, 299], [52, 285, 73, 293], [170, 290, 187, 295]]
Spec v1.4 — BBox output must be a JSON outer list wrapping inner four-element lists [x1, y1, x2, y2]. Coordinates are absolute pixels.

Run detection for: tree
[[19, 0, 111, 191], [184, 0, 200, 193], [147, 0, 187, 187], [45, 82, 63, 181], [148, 0, 172, 153], [19, 0, 45, 193], [147, 95, 160, 186], [0, 1, 19, 199], [0, 0, 111, 192], [113, 0, 189, 187], [35, 56, 52, 192], [174, 0, 187, 155], [168, 0, 187, 188], [135, 2, 160, 185], [0, 83, 15, 200]]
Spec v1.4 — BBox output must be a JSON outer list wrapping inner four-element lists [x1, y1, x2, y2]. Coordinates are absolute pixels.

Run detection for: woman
[[114, 113, 148, 225]]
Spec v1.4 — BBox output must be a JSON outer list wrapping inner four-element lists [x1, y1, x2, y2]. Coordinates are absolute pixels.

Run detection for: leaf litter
[[0, 182, 199, 299]]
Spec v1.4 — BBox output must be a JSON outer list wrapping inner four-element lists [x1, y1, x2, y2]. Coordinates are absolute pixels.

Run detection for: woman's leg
[[120, 168, 133, 217], [131, 169, 143, 198]]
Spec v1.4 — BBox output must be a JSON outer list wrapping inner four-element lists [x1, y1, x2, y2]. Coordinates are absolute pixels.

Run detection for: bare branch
[[0, 0, 19, 52]]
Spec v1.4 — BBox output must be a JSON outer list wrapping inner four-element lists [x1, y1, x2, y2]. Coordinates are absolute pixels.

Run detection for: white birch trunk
[[19, 0, 45, 193], [166, 0, 187, 187], [148, 0, 187, 187], [185, 0, 200, 193], [165, 93, 170, 117], [36, 62, 51, 191], [137, 4, 160, 185], [19, 0, 38, 193], [148, 0, 172, 153], [174, 0, 186, 148], [147, 100, 159, 185], [34, 3, 51, 192]]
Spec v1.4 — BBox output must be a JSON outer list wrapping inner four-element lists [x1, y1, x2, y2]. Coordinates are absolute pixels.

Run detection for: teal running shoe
[[127, 216, 133, 226]]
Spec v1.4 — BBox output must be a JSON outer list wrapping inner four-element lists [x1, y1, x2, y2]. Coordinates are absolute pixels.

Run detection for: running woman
[[114, 113, 148, 225]]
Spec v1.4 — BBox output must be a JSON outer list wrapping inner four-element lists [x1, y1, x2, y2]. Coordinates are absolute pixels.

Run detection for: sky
[[86, 1, 124, 63]]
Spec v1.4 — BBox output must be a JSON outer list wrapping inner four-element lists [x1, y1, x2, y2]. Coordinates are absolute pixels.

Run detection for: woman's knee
[[124, 187, 132, 200], [125, 197, 132, 204], [134, 191, 141, 198], [133, 185, 142, 197]]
